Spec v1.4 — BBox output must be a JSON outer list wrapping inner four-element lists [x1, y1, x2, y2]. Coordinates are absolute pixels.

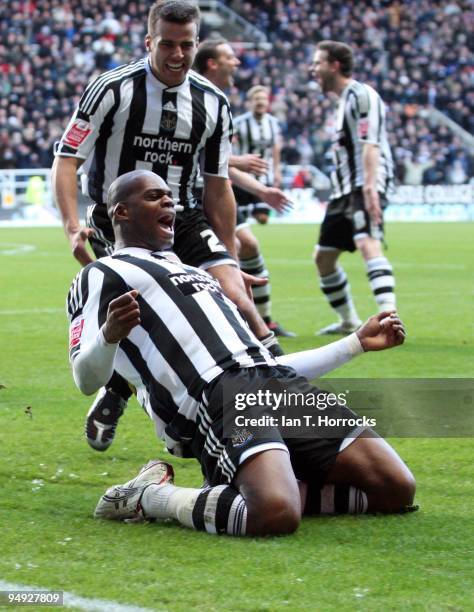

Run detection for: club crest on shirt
[[161, 111, 177, 132], [231, 428, 254, 448]]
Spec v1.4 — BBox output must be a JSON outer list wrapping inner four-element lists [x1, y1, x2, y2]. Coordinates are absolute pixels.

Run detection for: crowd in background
[[0, 0, 472, 186]]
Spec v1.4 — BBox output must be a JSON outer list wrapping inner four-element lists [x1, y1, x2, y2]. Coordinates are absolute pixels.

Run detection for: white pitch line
[[0, 579, 158, 612], [0, 308, 63, 316], [0, 243, 36, 256], [266, 258, 469, 270]]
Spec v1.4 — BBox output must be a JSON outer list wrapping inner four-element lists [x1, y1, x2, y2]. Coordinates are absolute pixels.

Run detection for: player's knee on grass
[[372, 467, 416, 513], [326, 435, 416, 513], [247, 490, 301, 535], [234, 450, 301, 535]]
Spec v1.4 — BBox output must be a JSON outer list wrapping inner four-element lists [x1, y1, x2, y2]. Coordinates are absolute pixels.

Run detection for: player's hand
[[102, 290, 141, 344], [240, 270, 268, 300], [362, 186, 382, 226], [234, 154, 269, 175], [69, 226, 95, 267], [262, 187, 293, 213], [356, 311, 406, 352]]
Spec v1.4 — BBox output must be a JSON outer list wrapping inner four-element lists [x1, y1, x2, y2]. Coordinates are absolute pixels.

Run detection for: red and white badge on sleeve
[[64, 120, 93, 149], [69, 316, 84, 350], [358, 118, 369, 139]]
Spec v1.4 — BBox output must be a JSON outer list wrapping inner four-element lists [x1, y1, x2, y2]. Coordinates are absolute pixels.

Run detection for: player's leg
[[96, 367, 303, 536], [282, 376, 416, 516], [95, 450, 300, 536], [314, 246, 361, 335], [351, 191, 396, 312], [144, 449, 301, 536], [232, 449, 301, 535], [315, 199, 362, 335], [237, 222, 295, 338], [322, 433, 416, 513], [237, 219, 272, 323], [84, 203, 132, 450]]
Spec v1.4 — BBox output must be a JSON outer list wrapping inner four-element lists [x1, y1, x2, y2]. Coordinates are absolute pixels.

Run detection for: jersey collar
[[113, 246, 179, 262]]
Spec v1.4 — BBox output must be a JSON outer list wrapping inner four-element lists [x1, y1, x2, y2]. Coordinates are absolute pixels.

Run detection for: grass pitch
[[0, 223, 473, 611]]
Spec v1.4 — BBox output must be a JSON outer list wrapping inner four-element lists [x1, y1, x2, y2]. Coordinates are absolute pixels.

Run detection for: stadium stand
[[0, 0, 472, 184]]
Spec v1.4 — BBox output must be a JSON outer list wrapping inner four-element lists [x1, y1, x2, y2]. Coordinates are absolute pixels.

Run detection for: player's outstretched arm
[[52, 156, 95, 267], [230, 153, 268, 175], [229, 167, 292, 213], [276, 312, 405, 380], [71, 291, 140, 395]]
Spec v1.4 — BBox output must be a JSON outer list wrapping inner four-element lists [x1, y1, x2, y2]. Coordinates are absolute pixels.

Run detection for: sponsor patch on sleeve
[[63, 120, 93, 149], [358, 118, 369, 139], [69, 316, 84, 350]]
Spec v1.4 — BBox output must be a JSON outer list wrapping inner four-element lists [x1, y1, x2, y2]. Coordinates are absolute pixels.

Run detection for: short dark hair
[[194, 38, 228, 75], [316, 40, 353, 77], [148, 0, 201, 37]]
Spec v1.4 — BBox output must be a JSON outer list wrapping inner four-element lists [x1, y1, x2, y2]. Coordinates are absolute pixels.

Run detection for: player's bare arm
[[52, 156, 94, 267], [230, 153, 268, 175], [102, 290, 141, 344], [202, 174, 238, 259], [229, 167, 292, 213], [278, 312, 405, 380], [272, 141, 282, 188], [362, 143, 382, 226]]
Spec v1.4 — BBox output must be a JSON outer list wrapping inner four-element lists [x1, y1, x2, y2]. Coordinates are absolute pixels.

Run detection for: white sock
[[141, 483, 247, 535]]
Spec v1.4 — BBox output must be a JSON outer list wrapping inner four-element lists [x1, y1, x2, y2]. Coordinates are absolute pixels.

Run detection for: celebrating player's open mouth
[[157, 210, 175, 241]]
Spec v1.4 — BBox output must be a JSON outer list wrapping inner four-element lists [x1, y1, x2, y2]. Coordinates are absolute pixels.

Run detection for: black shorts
[[233, 185, 258, 207], [86, 204, 235, 269], [191, 366, 369, 489], [236, 204, 271, 230], [318, 188, 387, 253]]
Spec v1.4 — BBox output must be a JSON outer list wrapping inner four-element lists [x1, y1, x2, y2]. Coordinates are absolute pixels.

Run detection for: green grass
[[0, 224, 473, 611]]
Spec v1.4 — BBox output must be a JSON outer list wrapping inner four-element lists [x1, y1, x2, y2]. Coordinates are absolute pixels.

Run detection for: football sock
[[366, 256, 396, 311], [320, 267, 360, 324], [141, 483, 247, 535], [107, 371, 133, 401], [260, 331, 284, 356], [304, 484, 368, 514], [240, 253, 272, 320]]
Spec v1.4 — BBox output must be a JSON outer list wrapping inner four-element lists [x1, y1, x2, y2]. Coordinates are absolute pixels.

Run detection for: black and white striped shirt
[[233, 111, 281, 186], [329, 80, 394, 200], [66, 248, 275, 451], [56, 60, 232, 208]]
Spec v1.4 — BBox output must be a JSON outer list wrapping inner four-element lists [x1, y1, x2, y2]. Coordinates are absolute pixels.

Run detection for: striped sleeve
[[354, 85, 383, 146], [55, 61, 145, 160], [66, 267, 90, 362], [55, 78, 116, 160], [202, 99, 233, 178]]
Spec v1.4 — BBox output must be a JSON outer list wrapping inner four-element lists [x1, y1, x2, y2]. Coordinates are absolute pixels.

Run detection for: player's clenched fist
[[356, 311, 406, 352], [103, 290, 141, 344]]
